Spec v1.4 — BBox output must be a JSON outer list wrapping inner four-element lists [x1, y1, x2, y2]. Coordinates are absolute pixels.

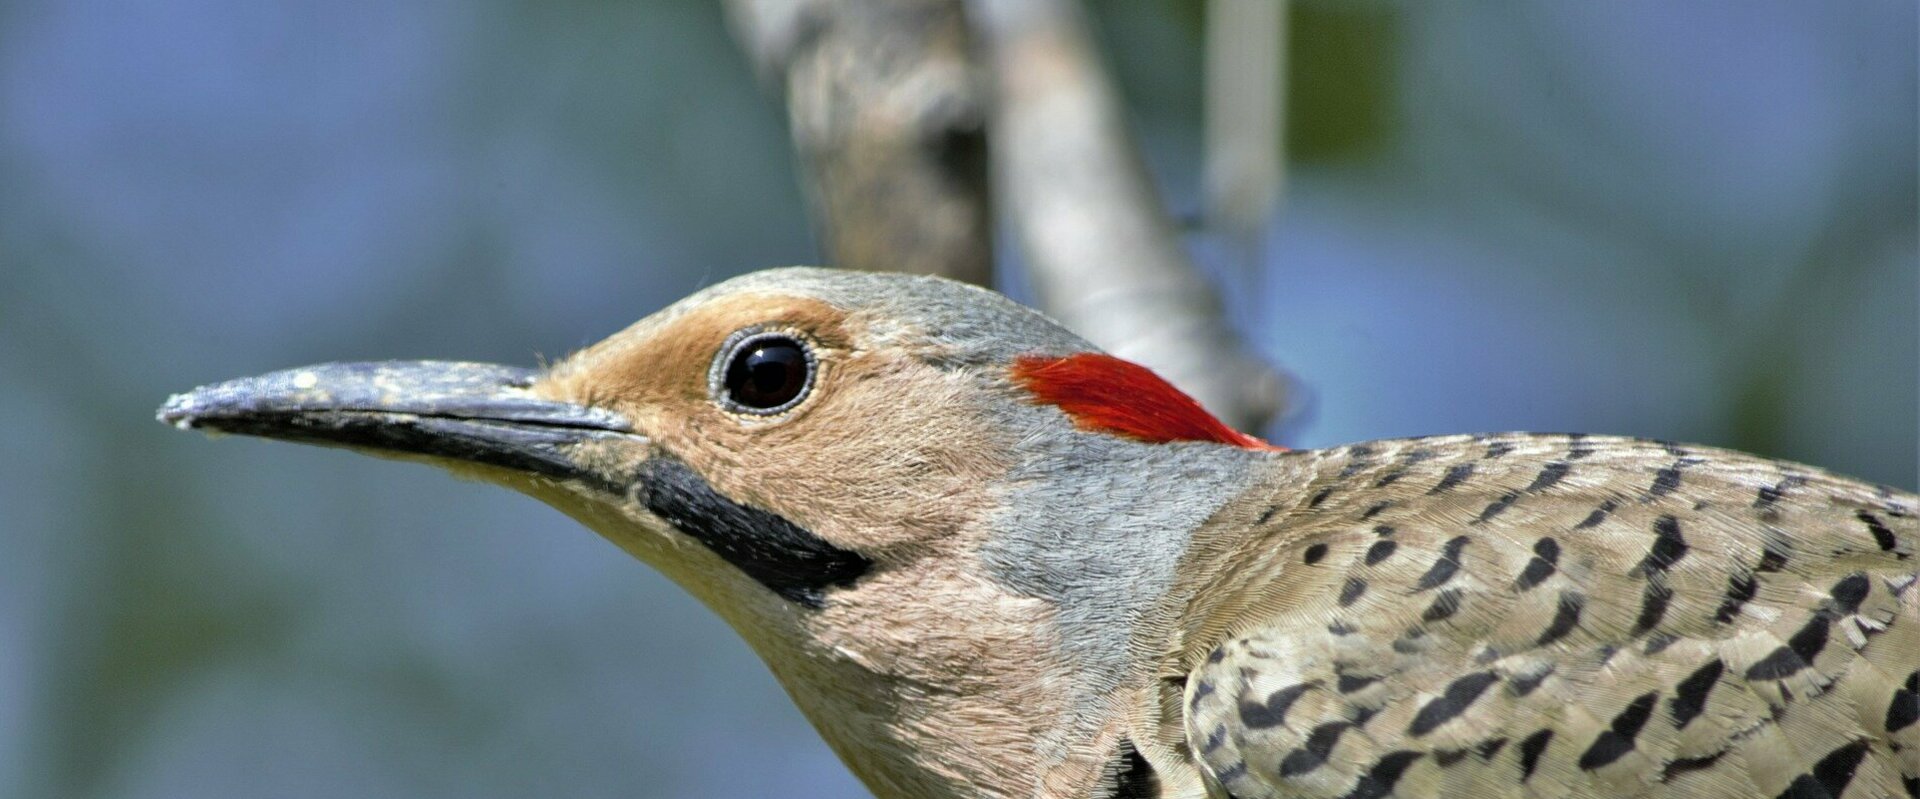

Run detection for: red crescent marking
[[1011, 353, 1283, 451]]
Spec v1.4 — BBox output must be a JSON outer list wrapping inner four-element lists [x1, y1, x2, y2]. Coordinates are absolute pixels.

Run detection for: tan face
[[526, 290, 1089, 798], [536, 290, 1014, 576], [156, 269, 1184, 799]]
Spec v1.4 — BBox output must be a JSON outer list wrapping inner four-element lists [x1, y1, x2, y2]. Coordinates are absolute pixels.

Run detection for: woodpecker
[[161, 267, 1918, 799]]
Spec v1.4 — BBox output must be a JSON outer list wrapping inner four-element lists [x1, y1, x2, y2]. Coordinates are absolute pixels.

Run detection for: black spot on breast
[[1886, 670, 1918, 733], [1435, 748, 1469, 767], [633, 455, 870, 608], [1374, 524, 1396, 537], [1409, 671, 1500, 736], [1663, 751, 1726, 782], [1716, 572, 1759, 623], [1339, 751, 1423, 799], [1774, 739, 1871, 799], [1432, 463, 1475, 494], [1338, 577, 1368, 607], [1486, 441, 1515, 459], [1538, 591, 1584, 646], [1414, 536, 1471, 591], [1338, 673, 1379, 693], [1830, 573, 1870, 614], [1477, 737, 1509, 760], [1189, 679, 1214, 709], [1518, 729, 1554, 780], [1280, 722, 1351, 777], [1361, 500, 1392, 520], [1201, 724, 1227, 754], [1578, 692, 1658, 770], [1374, 470, 1406, 488], [1365, 539, 1398, 566], [1755, 476, 1804, 509], [1632, 581, 1672, 635], [1670, 659, 1725, 729], [1526, 461, 1571, 493], [1758, 535, 1792, 572], [1240, 682, 1316, 729], [1649, 462, 1685, 498], [1858, 511, 1900, 554], [1107, 739, 1158, 799], [1255, 505, 1281, 525], [1515, 537, 1560, 591], [1634, 515, 1689, 576], [1303, 543, 1329, 565], [1422, 587, 1464, 623], [1476, 492, 1519, 523], [1575, 499, 1618, 529], [1746, 613, 1833, 681], [1309, 486, 1336, 508], [1566, 434, 1595, 460]]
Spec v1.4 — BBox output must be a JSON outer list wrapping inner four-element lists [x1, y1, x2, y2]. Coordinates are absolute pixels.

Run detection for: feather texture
[[1178, 434, 1919, 799]]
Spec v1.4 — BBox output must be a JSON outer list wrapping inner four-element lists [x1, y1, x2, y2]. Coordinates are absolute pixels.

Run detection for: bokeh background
[[3, 2, 1914, 797]]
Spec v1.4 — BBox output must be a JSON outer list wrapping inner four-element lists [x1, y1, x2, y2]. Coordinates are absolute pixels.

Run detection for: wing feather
[[1180, 434, 1919, 799]]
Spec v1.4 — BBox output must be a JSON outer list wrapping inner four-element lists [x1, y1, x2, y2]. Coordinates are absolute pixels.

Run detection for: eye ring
[[709, 329, 817, 416]]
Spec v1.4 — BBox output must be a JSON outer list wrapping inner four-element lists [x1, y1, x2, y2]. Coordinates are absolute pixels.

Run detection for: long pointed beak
[[158, 361, 638, 481]]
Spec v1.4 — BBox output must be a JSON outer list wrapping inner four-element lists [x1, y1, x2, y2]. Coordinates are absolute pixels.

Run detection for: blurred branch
[[1205, 0, 1285, 303], [725, 0, 993, 285], [971, 0, 1287, 433], [725, 0, 1290, 433]]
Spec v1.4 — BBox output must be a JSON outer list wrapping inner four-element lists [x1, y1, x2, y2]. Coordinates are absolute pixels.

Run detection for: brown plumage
[[159, 267, 1918, 799], [1176, 435, 1918, 799]]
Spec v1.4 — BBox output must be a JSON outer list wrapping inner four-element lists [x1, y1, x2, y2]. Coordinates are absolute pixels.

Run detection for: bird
[[159, 266, 1918, 799]]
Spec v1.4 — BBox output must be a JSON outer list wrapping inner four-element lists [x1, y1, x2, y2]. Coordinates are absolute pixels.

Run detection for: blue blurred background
[[3, 2, 1913, 797]]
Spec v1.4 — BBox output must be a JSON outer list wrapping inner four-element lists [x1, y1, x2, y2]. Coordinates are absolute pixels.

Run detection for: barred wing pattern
[[1183, 435, 1919, 799]]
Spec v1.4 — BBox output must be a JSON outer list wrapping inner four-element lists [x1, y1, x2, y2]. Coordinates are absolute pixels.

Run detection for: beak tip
[[157, 376, 264, 431], [157, 389, 210, 430], [155, 364, 403, 433]]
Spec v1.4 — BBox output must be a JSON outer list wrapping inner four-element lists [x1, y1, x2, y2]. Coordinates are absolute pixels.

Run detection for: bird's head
[[160, 266, 1279, 796]]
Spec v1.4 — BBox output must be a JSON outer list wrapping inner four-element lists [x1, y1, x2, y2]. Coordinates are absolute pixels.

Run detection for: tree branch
[[725, 0, 993, 285], [970, 0, 1288, 433], [1206, 0, 1286, 287]]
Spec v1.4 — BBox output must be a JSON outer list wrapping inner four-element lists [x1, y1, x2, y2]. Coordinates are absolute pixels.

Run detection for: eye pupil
[[723, 336, 810, 411]]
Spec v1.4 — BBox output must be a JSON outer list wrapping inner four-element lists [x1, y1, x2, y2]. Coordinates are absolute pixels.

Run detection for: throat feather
[[1011, 352, 1280, 450]]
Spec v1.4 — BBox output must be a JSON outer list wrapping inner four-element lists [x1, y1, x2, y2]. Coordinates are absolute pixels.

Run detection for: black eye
[[719, 333, 813, 413]]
